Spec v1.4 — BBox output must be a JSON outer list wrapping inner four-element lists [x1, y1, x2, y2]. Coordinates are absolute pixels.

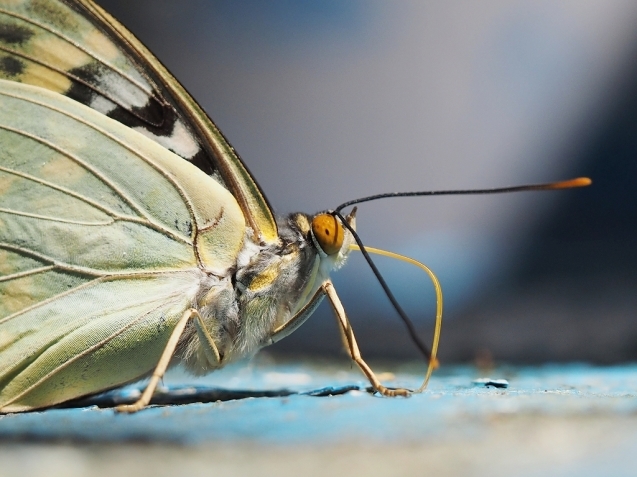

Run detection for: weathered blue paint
[[0, 363, 636, 445]]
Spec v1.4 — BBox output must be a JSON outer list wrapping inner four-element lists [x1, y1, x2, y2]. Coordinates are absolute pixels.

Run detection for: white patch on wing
[[95, 69, 150, 109], [133, 119, 200, 159], [89, 94, 117, 115], [210, 169, 227, 187]]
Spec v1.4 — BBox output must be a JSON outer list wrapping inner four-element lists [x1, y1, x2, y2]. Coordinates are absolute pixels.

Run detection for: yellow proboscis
[[349, 244, 442, 393]]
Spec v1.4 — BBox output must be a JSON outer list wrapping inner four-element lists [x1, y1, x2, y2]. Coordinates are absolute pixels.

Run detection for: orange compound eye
[[311, 213, 344, 255]]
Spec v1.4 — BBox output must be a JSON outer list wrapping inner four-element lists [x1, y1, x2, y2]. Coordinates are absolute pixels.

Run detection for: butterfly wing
[[0, 79, 246, 411], [0, 276, 196, 412], [0, 0, 277, 244]]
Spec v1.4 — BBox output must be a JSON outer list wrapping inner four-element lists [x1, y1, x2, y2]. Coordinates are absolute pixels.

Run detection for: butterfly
[[0, 0, 448, 413]]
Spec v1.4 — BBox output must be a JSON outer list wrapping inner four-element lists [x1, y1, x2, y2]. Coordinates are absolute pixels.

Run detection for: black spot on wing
[[0, 55, 23, 77], [107, 101, 217, 177], [106, 97, 172, 133], [66, 62, 169, 129], [63, 65, 217, 176], [173, 218, 193, 236], [27, 50, 219, 178], [188, 148, 215, 176], [0, 22, 34, 45], [62, 67, 96, 106], [30, 0, 77, 33]]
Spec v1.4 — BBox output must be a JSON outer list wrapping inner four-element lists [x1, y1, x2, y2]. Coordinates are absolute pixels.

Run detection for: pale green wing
[[0, 276, 195, 412], [0, 79, 246, 411], [0, 0, 278, 244]]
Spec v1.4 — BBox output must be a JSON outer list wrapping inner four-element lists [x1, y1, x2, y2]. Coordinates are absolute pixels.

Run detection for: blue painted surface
[[1, 362, 636, 445]]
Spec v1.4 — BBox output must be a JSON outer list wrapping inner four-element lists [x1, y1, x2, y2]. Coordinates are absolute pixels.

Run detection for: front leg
[[322, 280, 410, 397]]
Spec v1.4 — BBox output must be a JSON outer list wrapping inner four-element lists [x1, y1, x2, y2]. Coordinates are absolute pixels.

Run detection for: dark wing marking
[[0, 0, 278, 244]]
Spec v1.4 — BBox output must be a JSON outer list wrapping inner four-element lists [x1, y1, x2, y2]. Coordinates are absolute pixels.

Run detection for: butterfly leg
[[322, 280, 410, 397], [193, 313, 222, 368], [116, 308, 203, 413]]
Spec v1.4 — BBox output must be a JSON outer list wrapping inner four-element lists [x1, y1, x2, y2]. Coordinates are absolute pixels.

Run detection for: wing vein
[[0, 206, 114, 226], [0, 243, 202, 286], [0, 269, 199, 327], [2, 290, 186, 408], [0, 275, 102, 325], [0, 265, 55, 283], [0, 164, 127, 219], [0, 116, 190, 245], [0, 121, 145, 216], [0, 8, 163, 123], [0, 87, 202, 242], [0, 242, 108, 282], [0, 43, 162, 127]]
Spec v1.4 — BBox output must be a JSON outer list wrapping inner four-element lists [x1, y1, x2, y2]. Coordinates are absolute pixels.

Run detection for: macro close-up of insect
[[0, 0, 598, 416], [0, 0, 448, 413], [5, 1, 637, 477]]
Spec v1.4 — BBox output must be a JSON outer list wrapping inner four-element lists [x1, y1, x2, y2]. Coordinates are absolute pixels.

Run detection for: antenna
[[334, 177, 591, 362]]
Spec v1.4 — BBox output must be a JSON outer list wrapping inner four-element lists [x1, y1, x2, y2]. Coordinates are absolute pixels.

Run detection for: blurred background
[[99, 0, 637, 365]]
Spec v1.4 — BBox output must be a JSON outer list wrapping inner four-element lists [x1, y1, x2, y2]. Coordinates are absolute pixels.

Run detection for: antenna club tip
[[554, 177, 592, 189]]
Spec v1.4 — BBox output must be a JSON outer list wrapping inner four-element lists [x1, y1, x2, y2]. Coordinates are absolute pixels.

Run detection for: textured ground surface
[[1, 360, 637, 477]]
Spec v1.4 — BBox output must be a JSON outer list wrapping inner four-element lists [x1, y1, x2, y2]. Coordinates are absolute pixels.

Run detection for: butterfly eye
[[311, 213, 344, 255]]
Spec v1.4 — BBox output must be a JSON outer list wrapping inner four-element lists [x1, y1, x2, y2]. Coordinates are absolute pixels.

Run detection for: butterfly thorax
[[180, 211, 355, 374]]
